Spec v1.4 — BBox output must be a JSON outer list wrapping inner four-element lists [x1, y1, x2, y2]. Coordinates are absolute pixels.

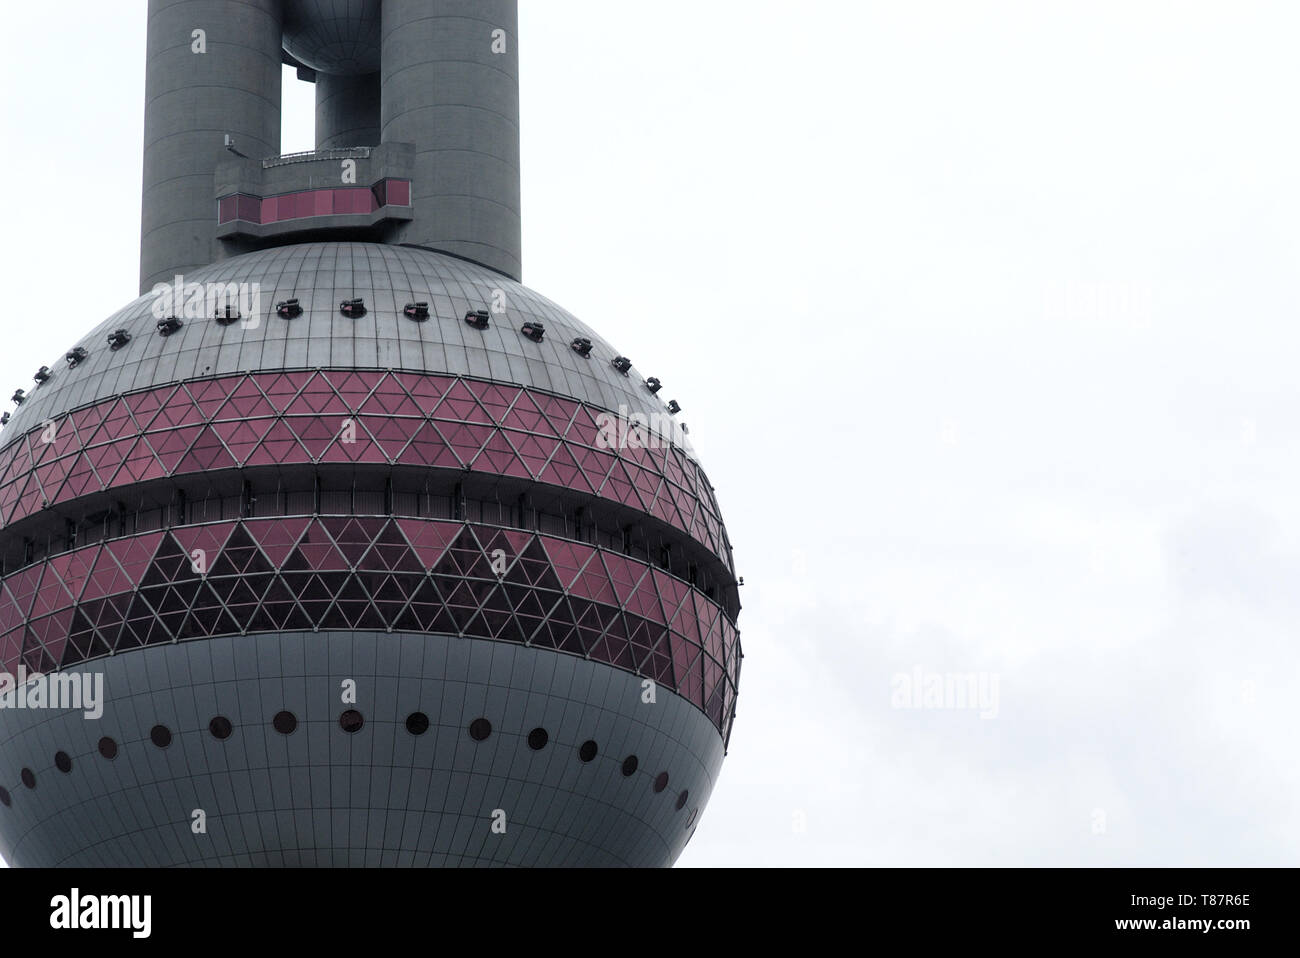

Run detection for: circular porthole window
[[653, 772, 669, 793], [468, 718, 492, 742], [676, 789, 690, 811], [0, 786, 9, 807], [55, 751, 73, 773], [150, 725, 172, 749], [340, 709, 364, 733], [527, 727, 548, 751], [20, 768, 35, 790], [209, 716, 233, 740], [578, 740, 598, 763], [406, 712, 430, 736], [621, 755, 638, 777], [273, 711, 298, 735], [686, 807, 698, 828], [98, 737, 118, 760]]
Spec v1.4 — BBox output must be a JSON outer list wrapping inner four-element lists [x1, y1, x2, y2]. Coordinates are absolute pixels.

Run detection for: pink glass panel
[[386, 179, 410, 206], [0, 373, 728, 565]]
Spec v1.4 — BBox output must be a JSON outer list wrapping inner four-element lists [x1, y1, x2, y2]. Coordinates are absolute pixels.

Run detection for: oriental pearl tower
[[0, 0, 741, 867]]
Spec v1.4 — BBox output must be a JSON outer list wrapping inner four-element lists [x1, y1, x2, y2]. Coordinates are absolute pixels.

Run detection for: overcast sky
[[2, 0, 1298, 867]]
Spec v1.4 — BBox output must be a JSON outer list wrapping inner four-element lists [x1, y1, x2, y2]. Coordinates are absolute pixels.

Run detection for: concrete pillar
[[140, 0, 283, 294], [380, 0, 522, 280], [316, 72, 382, 149]]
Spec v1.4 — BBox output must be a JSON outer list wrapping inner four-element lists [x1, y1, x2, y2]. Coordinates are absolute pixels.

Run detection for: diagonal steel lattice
[[0, 516, 740, 742], [0, 370, 732, 567]]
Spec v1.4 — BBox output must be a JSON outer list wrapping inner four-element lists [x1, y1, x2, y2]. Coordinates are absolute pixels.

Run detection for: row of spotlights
[[6, 305, 683, 418]]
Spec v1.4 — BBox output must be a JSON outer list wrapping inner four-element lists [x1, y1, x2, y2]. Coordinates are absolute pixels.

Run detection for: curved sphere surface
[[0, 244, 740, 867], [282, 0, 382, 75]]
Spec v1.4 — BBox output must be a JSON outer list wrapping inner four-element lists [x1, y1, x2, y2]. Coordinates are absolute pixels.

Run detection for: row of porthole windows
[[462, 717, 686, 809], [0, 711, 692, 819]]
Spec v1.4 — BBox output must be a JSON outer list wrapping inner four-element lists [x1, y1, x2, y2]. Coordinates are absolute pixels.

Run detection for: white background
[[2, 0, 1298, 867]]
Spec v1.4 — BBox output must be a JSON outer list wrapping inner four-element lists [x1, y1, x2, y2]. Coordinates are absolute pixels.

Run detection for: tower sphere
[[0, 0, 740, 868], [283, 0, 382, 75]]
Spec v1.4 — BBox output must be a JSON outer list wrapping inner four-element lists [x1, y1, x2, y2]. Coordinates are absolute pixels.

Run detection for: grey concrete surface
[[0, 632, 720, 866], [141, 0, 284, 293]]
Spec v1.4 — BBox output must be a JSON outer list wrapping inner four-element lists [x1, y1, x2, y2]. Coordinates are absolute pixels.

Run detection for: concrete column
[[381, 0, 522, 280], [140, 0, 284, 293], [316, 72, 382, 149]]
